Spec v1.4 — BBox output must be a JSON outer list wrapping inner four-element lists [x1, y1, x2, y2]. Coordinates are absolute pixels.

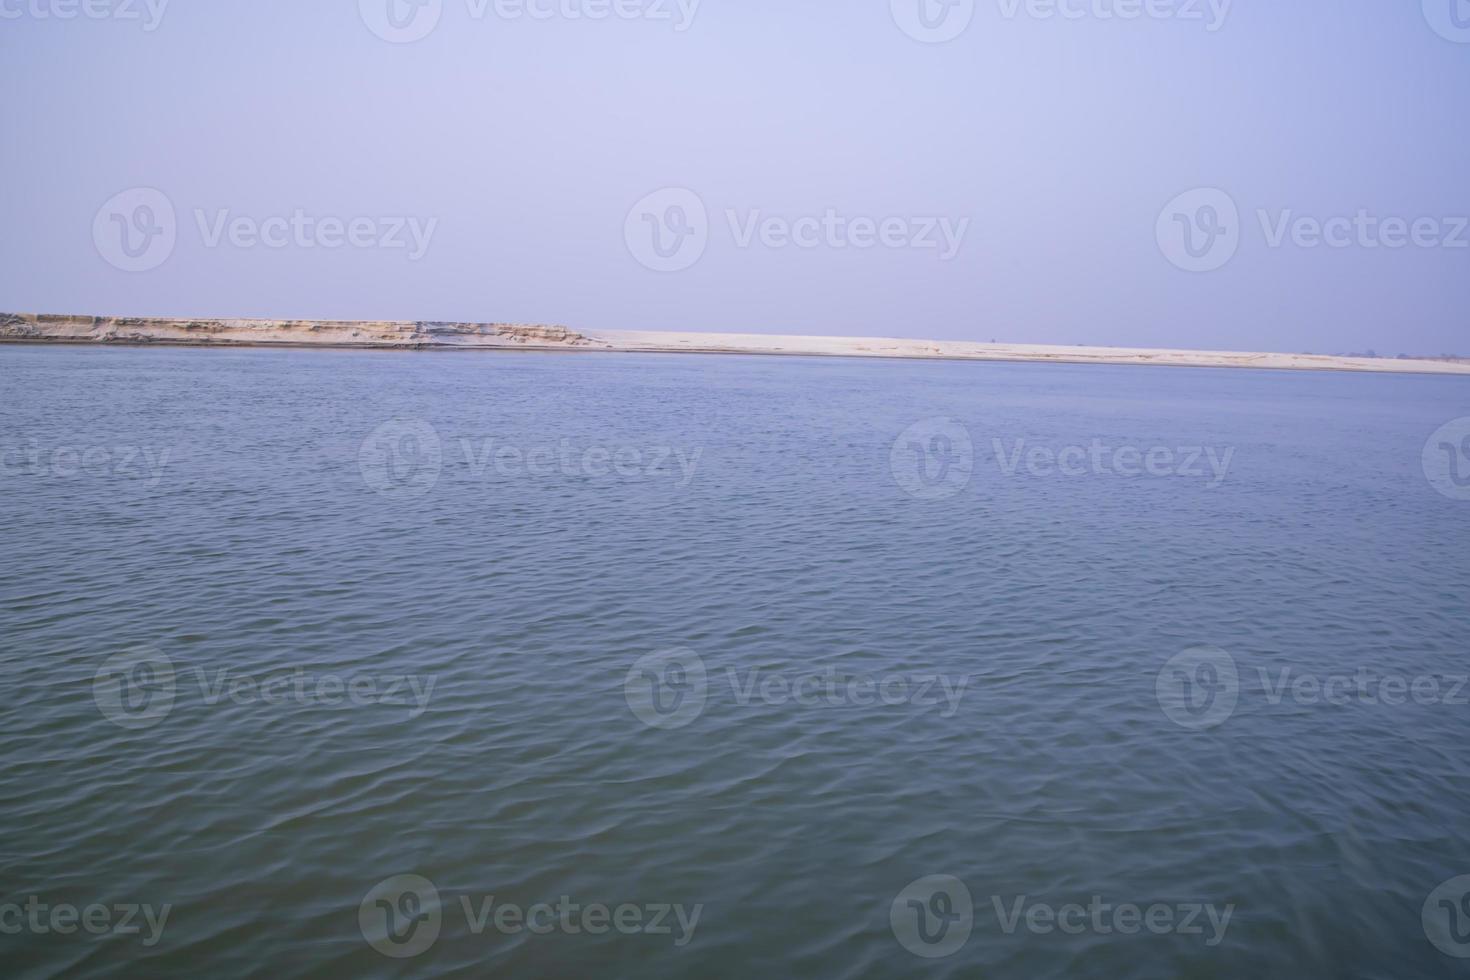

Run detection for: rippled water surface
[[2, 346, 1468, 978]]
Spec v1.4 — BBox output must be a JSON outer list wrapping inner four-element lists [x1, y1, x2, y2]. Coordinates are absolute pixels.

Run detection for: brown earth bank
[[0, 313, 594, 349]]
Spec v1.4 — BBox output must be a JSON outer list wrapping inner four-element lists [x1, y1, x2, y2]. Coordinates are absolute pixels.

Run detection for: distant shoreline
[[4, 313, 1468, 376]]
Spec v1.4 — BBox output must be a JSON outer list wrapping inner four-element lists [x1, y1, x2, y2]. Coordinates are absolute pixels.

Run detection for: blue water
[[2, 345, 1468, 978]]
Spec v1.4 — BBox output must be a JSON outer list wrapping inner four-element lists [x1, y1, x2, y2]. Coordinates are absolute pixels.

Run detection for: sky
[[1, 0, 1467, 354]]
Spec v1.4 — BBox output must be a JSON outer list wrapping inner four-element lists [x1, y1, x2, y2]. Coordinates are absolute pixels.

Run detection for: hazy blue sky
[[2, 0, 1467, 352]]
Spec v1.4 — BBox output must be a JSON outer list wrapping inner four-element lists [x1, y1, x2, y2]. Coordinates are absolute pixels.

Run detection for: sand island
[[3, 313, 1467, 376]]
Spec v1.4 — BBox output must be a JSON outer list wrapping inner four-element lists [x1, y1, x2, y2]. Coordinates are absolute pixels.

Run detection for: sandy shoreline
[[3, 313, 1468, 376]]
